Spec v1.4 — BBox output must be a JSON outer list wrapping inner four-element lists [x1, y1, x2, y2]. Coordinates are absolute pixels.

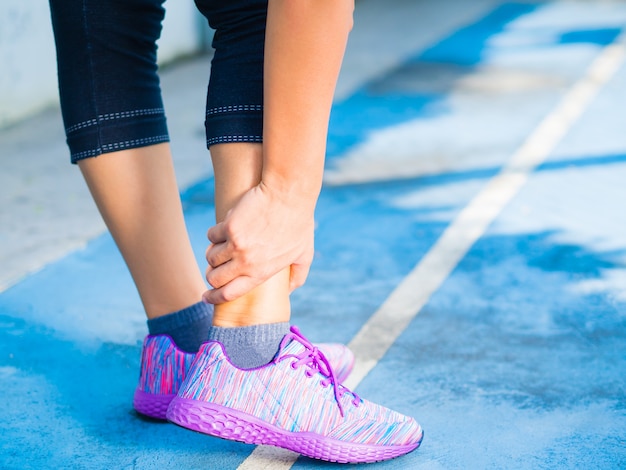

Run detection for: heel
[[133, 389, 174, 420]]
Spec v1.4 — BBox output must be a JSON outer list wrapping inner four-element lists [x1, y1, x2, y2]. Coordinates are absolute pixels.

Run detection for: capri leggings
[[49, 0, 266, 163]]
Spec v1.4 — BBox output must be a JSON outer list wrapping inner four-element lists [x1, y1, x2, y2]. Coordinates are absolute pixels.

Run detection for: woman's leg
[[204, 141, 292, 368], [167, 2, 422, 462], [199, 0, 353, 306], [195, 0, 290, 330], [187, 0, 293, 369], [77, 144, 207, 318], [49, 0, 211, 352], [209, 142, 291, 327], [192, 0, 352, 370]]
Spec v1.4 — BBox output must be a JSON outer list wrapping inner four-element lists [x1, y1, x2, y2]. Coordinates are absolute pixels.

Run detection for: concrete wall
[[0, 0, 209, 130]]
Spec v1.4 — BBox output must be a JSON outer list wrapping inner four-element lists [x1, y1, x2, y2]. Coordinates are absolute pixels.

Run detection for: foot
[[166, 326, 423, 463], [133, 333, 355, 420]]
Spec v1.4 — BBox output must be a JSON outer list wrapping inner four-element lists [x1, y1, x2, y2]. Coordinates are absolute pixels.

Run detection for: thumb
[[289, 262, 311, 293]]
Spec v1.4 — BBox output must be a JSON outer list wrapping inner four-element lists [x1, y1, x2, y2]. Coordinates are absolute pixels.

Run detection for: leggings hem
[[70, 135, 170, 164], [206, 135, 263, 148]]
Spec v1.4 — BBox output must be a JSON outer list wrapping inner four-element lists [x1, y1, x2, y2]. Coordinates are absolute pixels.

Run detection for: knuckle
[[207, 253, 217, 268], [229, 236, 243, 253], [239, 253, 252, 270], [206, 270, 221, 288], [223, 222, 237, 239], [225, 227, 246, 252], [221, 288, 238, 303], [237, 250, 256, 271]]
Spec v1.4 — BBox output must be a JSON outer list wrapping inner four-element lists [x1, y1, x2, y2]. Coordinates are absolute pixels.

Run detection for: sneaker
[[166, 326, 423, 463], [133, 333, 355, 420]]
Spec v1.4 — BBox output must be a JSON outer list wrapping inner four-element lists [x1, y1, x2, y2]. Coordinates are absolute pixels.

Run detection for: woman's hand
[[203, 181, 315, 304]]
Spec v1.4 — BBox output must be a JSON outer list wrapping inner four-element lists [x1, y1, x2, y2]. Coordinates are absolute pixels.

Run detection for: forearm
[[203, 0, 354, 304], [262, 0, 354, 209]]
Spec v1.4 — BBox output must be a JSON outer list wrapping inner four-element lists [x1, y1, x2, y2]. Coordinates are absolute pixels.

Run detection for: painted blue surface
[[2, 1, 626, 468], [559, 28, 622, 46], [326, 3, 539, 160], [420, 3, 539, 65]]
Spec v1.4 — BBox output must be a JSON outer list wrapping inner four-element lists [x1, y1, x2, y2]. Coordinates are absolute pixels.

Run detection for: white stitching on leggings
[[71, 135, 169, 161], [65, 108, 165, 134], [205, 104, 263, 116], [206, 135, 263, 146]]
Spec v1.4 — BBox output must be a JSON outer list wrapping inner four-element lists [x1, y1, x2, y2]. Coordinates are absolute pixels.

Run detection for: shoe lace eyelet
[[291, 361, 298, 370], [305, 370, 314, 378]]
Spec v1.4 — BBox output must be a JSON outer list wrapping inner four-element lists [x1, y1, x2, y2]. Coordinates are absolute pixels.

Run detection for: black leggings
[[49, 0, 267, 163]]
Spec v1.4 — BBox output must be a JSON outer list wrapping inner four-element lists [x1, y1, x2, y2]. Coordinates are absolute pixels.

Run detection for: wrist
[[259, 173, 322, 212]]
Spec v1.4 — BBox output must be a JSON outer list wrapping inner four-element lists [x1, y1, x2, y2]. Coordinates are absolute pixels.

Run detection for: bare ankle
[[212, 269, 291, 327]]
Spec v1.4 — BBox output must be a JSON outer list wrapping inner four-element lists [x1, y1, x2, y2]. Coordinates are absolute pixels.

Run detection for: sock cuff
[[207, 322, 291, 368], [207, 322, 290, 345], [147, 301, 213, 336]]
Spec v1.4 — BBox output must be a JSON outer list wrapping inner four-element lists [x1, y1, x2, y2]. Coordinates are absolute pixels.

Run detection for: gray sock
[[147, 301, 213, 353], [207, 322, 290, 369]]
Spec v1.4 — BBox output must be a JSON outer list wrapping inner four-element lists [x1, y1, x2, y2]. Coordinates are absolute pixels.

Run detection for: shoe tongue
[[279, 335, 341, 384], [279, 335, 309, 357]]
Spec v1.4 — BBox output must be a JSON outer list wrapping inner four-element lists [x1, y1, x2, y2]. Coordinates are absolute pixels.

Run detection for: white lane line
[[237, 32, 626, 470]]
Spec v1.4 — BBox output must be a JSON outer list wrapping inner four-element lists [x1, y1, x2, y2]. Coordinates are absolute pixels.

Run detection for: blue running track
[[1, 1, 625, 468]]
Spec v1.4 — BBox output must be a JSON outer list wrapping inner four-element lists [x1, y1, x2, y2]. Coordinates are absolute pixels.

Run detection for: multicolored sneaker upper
[[133, 333, 355, 420], [167, 326, 422, 463], [316, 342, 354, 385], [133, 335, 195, 419]]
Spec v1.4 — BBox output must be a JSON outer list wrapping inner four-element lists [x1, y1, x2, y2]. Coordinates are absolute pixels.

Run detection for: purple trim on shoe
[[133, 388, 175, 420], [167, 398, 423, 463]]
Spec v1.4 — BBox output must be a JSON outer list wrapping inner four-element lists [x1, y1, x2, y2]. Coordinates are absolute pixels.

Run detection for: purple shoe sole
[[133, 389, 175, 420], [167, 397, 423, 463]]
